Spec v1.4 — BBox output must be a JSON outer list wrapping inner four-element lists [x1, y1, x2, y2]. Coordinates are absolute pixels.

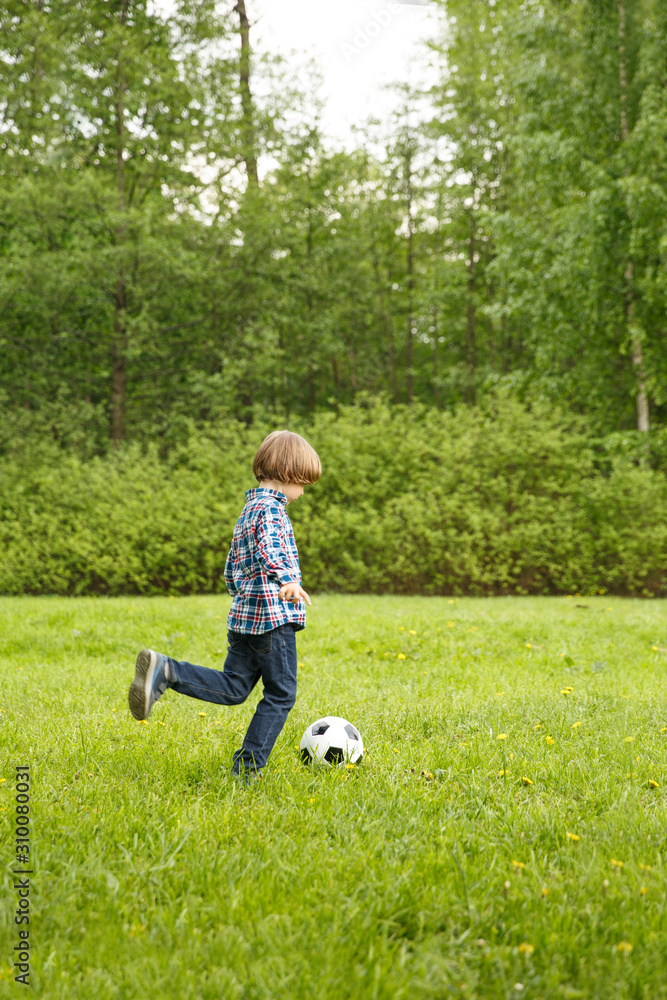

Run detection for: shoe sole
[[128, 649, 157, 720]]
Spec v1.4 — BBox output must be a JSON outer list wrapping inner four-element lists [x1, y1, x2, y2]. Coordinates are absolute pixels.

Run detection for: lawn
[[1, 594, 666, 999]]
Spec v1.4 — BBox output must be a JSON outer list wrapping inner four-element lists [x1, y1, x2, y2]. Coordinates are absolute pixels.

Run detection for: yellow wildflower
[[546, 737, 555, 745], [639, 863, 652, 871], [199, 711, 206, 717], [448, 622, 454, 627], [661, 727, 667, 733], [525, 643, 532, 648], [497, 733, 507, 741], [398, 626, 405, 631], [534, 724, 542, 730], [138, 720, 148, 725], [610, 859, 624, 869], [512, 860, 526, 870], [409, 629, 417, 635], [0, 778, 5, 785], [624, 736, 634, 742], [522, 776, 534, 786], [572, 721, 583, 728], [541, 886, 549, 897], [393, 749, 399, 754], [560, 687, 573, 695], [616, 942, 633, 955], [498, 769, 510, 777], [652, 646, 658, 651], [397, 653, 406, 660], [518, 943, 534, 957], [566, 832, 580, 842], [640, 886, 648, 896], [648, 779, 660, 788]]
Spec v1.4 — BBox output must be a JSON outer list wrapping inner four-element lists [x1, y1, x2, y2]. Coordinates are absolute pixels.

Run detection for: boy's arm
[[254, 506, 299, 586]]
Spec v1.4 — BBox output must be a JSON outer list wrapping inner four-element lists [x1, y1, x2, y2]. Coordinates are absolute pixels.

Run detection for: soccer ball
[[300, 716, 364, 767]]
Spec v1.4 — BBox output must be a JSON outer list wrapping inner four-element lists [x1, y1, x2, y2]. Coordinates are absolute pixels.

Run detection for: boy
[[128, 430, 321, 783]]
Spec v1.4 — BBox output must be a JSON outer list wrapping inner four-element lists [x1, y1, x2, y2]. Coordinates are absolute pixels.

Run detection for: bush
[[1, 396, 665, 596]]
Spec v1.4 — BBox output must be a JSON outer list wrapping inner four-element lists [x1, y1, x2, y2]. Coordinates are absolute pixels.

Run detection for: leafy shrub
[[1, 396, 665, 596]]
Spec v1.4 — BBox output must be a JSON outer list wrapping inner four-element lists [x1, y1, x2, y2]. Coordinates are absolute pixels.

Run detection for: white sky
[[252, 0, 441, 147]]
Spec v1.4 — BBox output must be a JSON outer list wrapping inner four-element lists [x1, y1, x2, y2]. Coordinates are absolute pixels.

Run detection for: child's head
[[253, 431, 321, 502]]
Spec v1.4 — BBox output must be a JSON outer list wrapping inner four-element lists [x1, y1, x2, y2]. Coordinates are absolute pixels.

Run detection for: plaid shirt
[[224, 488, 306, 634]]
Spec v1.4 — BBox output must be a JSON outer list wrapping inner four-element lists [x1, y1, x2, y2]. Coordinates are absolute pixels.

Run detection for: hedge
[[1, 396, 665, 596]]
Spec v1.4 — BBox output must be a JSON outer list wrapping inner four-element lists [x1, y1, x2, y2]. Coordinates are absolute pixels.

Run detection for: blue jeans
[[167, 623, 297, 773]]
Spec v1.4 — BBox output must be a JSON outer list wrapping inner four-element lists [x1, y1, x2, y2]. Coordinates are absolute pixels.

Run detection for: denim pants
[[167, 623, 298, 773]]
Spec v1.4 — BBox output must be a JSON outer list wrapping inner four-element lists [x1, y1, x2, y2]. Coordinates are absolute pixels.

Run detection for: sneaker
[[128, 649, 171, 721], [231, 767, 263, 787]]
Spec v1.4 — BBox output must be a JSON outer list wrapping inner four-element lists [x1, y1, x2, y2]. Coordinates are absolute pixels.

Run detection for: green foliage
[[1, 398, 664, 596]]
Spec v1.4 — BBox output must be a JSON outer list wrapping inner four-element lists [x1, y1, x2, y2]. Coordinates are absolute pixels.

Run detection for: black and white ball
[[300, 716, 364, 767]]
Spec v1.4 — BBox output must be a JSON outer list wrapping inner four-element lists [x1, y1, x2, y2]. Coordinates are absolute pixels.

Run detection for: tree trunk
[[431, 305, 440, 410], [372, 252, 399, 403], [111, 0, 128, 447], [466, 217, 476, 405], [235, 0, 259, 188], [405, 150, 415, 405], [618, 0, 649, 431]]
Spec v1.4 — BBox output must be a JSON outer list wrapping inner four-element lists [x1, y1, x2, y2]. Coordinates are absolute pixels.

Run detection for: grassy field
[[1, 594, 666, 999]]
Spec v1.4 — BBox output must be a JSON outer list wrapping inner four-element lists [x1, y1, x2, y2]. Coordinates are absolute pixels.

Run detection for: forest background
[[1, 0, 666, 596]]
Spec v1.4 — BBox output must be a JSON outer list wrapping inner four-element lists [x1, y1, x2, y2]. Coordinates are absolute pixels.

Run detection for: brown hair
[[252, 430, 322, 485]]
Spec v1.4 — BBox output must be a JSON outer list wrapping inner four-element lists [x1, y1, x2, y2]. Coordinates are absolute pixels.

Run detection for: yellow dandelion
[[566, 832, 580, 841], [525, 643, 532, 648], [610, 859, 624, 869], [498, 769, 510, 777], [572, 721, 583, 728], [297, 662, 304, 667], [648, 779, 660, 788], [497, 733, 507, 741], [522, 776, 534, 786], [639, 863, 652, 871], [541, 886, 550, 897], [624, 736, 634, 743], [448, 622, 454, 627], [616, 942, 633, 955], [397, 653, 406, 660], [518, 943, 534, 957], [640, 886, 648, 896], [512, 860, 526, 869], [421, 770, 434, 780], [652, 646, 658, 651], [398, 626, 405, 631], [199, 711, 206, 717], [661, 727, 667, 733], [409, 629, 417, 635], [345, 763, 356, 770], [0, 778, 6, 785], [309, 797, 316, 803], [112, 708, 117, 713], [393, 749, 399, 754], [138, 720, 149, 725], [496, 691, 505, 697], [598, 589, 605, 594], [546, 737, 555, 745], [534, 724, 542, 730], [560, 687, 574, 695]]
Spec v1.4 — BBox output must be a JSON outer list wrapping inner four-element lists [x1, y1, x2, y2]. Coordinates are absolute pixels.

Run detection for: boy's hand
[[279, 582, 311, 606]]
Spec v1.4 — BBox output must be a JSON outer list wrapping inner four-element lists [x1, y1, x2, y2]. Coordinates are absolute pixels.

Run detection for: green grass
[[1, 594, 667, 999]]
